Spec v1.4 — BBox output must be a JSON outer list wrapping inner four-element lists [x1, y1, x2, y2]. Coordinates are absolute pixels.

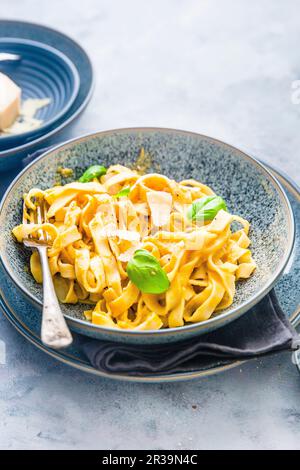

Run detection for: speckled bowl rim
[[0, 127, 296, 339], [0, 38, 80, 145]]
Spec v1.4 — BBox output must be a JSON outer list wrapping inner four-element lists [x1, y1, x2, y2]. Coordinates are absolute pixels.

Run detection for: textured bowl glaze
[[0, 128, 295, 344], [0, 38, 80, 150]]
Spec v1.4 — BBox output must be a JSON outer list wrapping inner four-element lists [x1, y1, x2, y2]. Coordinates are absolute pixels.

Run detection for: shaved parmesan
[[147, 191, 172, 227], [133, 202, 149, 215], [236, 262, 256, 279], [1, 96, 51, 136], [97, 227, 141, 242], [21, 98, 51, 119], [4, 117, 42, 135]]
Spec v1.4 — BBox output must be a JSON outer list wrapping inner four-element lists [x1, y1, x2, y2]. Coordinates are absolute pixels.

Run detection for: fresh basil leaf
[[126, 249, 170, 294], [114, 186, 131, 198], [187, 195, 227, 222], [79, 165, 107, 182]]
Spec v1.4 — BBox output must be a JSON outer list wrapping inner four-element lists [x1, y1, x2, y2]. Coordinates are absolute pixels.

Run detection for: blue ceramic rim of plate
[[0, 37, 80, 143], [0, 289, 243, 383], [0, 127, 296, 338], [0, 19, 95, 158], [0, 162, 298, 383]]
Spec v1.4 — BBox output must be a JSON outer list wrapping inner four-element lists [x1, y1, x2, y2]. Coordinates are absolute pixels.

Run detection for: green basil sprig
[[187, 195, 227, 222], [126, 249, 170, 294], [79, 165, 107, 182], [114, 186, 131, 198]]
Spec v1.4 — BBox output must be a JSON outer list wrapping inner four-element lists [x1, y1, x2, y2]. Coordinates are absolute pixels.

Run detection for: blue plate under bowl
[[0, 38, 80, 150], [0, 20, 94, 171], [0, 128, 295, 345]]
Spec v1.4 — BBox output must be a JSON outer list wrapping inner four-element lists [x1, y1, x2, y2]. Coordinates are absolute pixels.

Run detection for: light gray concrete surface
[[1, 0, 300, 450]]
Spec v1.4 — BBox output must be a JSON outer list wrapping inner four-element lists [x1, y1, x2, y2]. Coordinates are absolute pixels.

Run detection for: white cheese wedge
[[0, 72, 21, 131], [97, 225, 141, 242], [146, 190, 173, 227]]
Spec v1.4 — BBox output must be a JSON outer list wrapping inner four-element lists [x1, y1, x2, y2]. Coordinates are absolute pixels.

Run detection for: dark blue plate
[[0, 38, 80, 150], [0, 21, 94, 171]]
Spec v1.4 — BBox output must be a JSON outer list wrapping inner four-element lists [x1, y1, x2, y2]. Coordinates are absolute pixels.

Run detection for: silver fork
[[23, 198, 73, 349]]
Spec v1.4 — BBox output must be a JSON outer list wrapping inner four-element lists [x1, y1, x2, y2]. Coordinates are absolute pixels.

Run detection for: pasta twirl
[[12, 161, 256, 331]]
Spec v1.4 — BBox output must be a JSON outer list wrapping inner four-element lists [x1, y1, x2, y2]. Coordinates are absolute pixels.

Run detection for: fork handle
[[38, 245, 73, 349]]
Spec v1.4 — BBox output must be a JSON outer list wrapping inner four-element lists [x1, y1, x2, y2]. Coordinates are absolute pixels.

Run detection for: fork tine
[[22, 199, 27, 226], [36, 201, 46, 242], [22, 198, 33, 224], [20, 193, 72, 348], [42, 199, 49, 242], [22, 194, 50, 246]]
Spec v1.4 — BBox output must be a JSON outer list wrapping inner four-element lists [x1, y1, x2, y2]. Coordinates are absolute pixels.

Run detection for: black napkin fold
[[82, 290, 300, 376]]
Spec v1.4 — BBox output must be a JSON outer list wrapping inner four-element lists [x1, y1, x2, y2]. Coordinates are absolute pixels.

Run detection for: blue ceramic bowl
[[0, 20, 94, 172], [0, 38, 80, 150], [0, 128, 295, 344]]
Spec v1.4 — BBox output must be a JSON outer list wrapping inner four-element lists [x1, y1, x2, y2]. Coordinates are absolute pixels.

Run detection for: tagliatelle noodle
[[12, 161, 256, 330]]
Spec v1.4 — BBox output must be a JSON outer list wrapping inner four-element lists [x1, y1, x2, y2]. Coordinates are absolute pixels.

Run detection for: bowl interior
[[0, 39, 80, 149], [0, 129, 294, 334]]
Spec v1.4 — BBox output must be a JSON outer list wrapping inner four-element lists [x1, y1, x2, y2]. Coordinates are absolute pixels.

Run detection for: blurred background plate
[[0, 38, 80, 150], [0, 20, 94, 173]]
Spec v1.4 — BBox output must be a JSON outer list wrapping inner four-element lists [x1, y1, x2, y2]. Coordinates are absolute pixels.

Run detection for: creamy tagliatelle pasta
[[12, 156, 256, 331]]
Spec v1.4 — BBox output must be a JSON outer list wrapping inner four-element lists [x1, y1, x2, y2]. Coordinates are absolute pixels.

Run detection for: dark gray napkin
[[82, 290, 300, 376]]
